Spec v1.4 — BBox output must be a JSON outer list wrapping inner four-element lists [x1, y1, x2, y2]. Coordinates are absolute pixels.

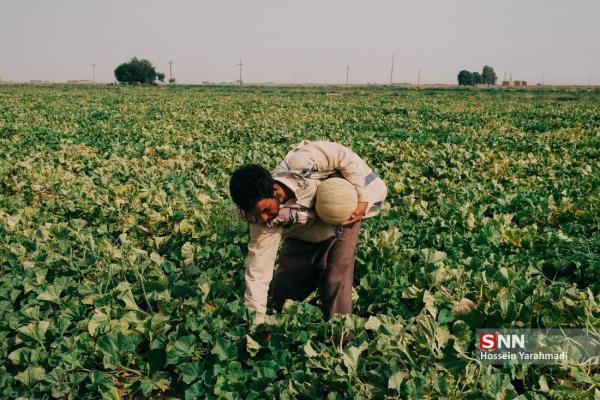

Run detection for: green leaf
[[37, 278, 67, 303], [15, 366, 46, 386], [423, 290, 438, 319], [45, 367, 70, 398], [420, 248, 446, 266], [364, 316, 381, 331], [140, 377, 155, 397], [101, 386, 120, 400], [435, 326, 450, 348], [140, 373, 171, 396], [96, 332, 139, 370], [402, 285, 422, 299], [181, 242, 195, 266], [342, 346, 364, 375], [120, 289, 140, 312], [212, 338, 237, 362], [574, 371, 593, 384], [497, 266, 510, 283], [150, 251, 165, 265], [185, 382, 204, 400], [465, 212, 475, 230], [254, 360, 278, 379], [17, 320, 49, 344], [181, 362, 203, 384], [8, 348, 25, 365], [70, 218, 88, 231], [179, 219, 193, 234], [405, 376, 425, 399], [197, 277, 211, 303], [303, 340, 318, 358], [88, 309, 110, 336], [437, 308, 454, 324], [538, 375, 550, 393], [96, 336, 120, 370], [246, 334, 261, 357], [388, 370, 406, 390], [167, 335, 196, 365]]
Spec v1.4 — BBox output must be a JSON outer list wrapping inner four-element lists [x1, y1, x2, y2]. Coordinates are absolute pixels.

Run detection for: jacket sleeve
[[244, 222, 282, 326], [266, 207, 314, 228], [286, 141, 369, 202]]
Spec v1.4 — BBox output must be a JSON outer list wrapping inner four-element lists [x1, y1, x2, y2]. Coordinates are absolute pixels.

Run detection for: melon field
[[0, 84, 599, 399]]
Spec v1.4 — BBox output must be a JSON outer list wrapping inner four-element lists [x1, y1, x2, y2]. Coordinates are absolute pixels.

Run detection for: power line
[[389, 54, 394, 85], [238, 59, 243, 86], [346, 65, 349, 85]]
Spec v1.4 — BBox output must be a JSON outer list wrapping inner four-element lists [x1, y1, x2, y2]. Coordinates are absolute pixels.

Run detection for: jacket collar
[[273, 176, 314, 209]]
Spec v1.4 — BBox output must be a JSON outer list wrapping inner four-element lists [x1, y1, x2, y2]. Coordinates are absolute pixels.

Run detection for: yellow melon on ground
[[315, 178, 358, 225]]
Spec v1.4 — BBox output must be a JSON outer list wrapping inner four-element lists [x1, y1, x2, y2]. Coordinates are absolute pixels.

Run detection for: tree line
[[458, 65, 497, 86], [112, 57, 499, 86], [114, 57, 166, 85]]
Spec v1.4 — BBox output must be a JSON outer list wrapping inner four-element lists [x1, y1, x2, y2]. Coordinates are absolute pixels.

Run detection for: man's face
[[251, 196, 280, 223]]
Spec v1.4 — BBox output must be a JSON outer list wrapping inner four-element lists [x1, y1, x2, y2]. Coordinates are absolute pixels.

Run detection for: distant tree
[[114, 57, 165, 85], [472, 72, 483, 85], [458, 70, 473, 86], [482, 65, 497, 85], [169, 77, 176, 84]]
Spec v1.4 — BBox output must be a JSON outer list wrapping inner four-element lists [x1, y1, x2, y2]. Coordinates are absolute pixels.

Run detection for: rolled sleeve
[[244, 223, 282, 325]]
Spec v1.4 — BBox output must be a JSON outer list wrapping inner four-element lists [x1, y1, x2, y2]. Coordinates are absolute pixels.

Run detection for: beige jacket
[[244, 140, 387, 325]]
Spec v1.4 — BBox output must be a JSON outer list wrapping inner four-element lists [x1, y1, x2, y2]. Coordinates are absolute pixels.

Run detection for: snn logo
[[479, 333, 525, 350]]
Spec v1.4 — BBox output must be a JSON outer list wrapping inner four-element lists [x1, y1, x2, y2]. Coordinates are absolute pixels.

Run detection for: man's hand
[[342, 202, 368, 226]]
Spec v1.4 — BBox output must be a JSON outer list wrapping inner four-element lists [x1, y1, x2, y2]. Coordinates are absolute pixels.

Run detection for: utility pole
[[588, 74, 592, 86], [389, 54, 394, 85], [503, 71, 507, 82], [169, 60, 173, 82], [346, 65, 349, 85], [237, 59, 243, 86], [417, 68, 421, 87], [92, 64, 96, 84], [542, 72, 545, 85]]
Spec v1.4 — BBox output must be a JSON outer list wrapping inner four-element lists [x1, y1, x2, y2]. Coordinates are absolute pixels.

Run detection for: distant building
[[66, 80, 93, 84], [502, 80, 527, 87]]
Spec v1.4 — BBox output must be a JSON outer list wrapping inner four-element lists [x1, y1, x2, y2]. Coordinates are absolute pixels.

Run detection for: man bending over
[[229, 140, 387, 327]]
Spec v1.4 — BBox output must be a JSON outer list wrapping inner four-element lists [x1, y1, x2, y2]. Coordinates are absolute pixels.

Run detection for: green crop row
[[0, 85, 599, 399]]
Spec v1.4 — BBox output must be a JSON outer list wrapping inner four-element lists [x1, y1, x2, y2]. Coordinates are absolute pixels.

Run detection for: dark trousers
[[270, 221, 361, 320]]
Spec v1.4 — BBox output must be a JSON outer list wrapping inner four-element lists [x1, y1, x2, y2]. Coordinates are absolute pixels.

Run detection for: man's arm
[[244, 222, 282, 326], [238, 207, 314, 228], [285, 141, 370, 203]]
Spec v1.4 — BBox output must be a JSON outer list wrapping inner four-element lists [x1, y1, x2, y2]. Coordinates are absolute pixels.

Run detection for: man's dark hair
[[229, 164, 276, 212]]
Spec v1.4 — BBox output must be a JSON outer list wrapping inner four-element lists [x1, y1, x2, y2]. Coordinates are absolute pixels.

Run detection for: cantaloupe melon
[[315, 178, 358, 225]]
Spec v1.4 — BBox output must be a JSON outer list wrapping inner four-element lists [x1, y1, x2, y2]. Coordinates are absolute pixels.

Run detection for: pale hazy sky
[[1, 0, 599, 85]]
